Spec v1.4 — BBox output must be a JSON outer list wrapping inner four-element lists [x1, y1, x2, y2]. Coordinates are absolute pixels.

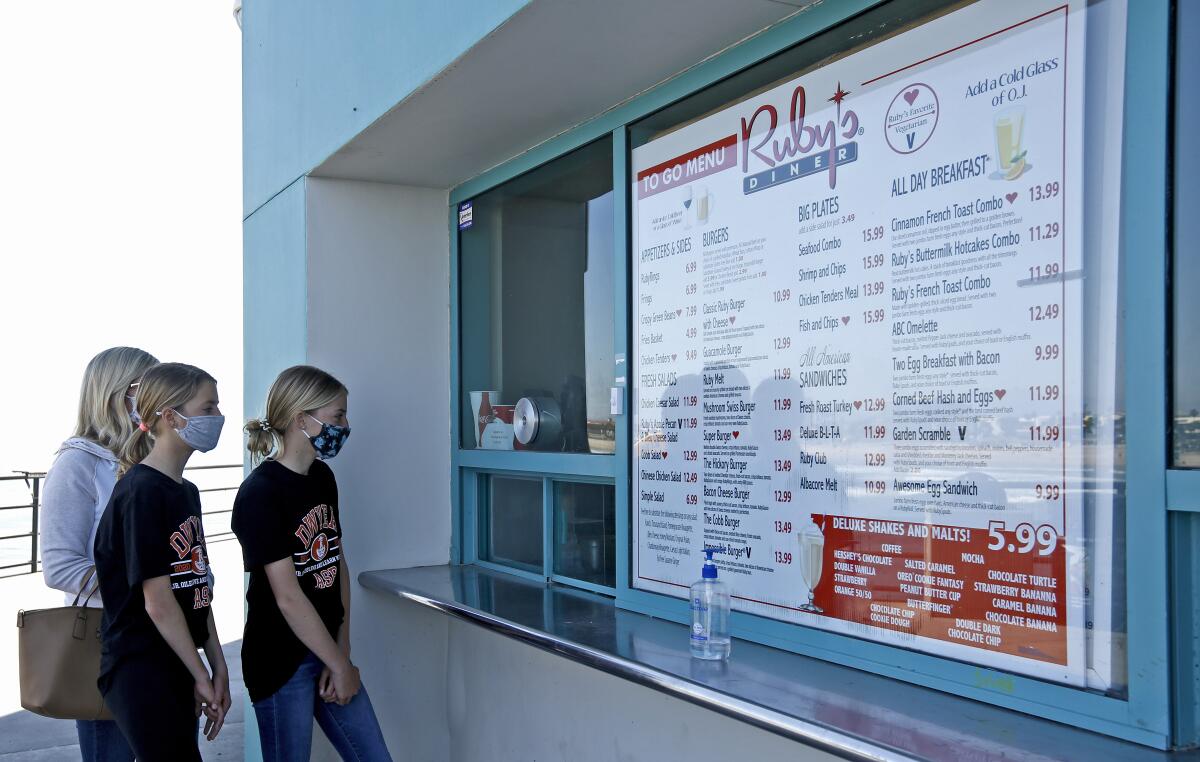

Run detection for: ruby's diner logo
[[634, 82, 861, 202], [740, 82, 861, 193]]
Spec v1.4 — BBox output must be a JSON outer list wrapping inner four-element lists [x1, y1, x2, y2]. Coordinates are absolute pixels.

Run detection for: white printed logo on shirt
[[293, 504, 341, 590], [169, 514, 212, 610]]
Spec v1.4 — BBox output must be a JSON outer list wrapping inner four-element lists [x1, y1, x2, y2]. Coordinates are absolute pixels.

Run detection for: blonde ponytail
[[244, 417, 281, 464], [117, 424, 155, 478]]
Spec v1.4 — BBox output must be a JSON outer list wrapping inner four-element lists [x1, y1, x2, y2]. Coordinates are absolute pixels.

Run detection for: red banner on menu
[[636, 134, 737, 199], [810, 514, 1068, 664]]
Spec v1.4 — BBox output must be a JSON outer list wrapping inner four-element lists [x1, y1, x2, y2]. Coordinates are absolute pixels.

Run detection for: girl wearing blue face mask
[[233, 365, 390, 762], [93, 362, 231, 761]]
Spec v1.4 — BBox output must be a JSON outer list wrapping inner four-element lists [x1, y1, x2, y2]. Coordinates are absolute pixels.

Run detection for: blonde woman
[[41, 346, 157, 761], [93, 363, 231, 760], [233, 365, 390, 761]]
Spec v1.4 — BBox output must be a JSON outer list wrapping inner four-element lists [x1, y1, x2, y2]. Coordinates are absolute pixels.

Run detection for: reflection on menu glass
[[630, 0, 1127, 692]]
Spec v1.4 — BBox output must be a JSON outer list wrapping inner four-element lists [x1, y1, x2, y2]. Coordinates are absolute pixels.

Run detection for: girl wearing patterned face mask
[[41, 346, 157, 762], [93, 363, 231, 760], [233, 364, 390, 762]]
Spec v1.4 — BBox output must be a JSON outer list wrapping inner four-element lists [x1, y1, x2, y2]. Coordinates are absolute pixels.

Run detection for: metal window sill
[[359, 565, 1191, 762]]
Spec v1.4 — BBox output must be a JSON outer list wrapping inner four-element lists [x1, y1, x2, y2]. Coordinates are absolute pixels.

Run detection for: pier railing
[[0, 463, 242, 578]]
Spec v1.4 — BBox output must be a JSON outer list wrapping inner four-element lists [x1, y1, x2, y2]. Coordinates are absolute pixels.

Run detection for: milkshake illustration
[[797, 518, 825, 613]]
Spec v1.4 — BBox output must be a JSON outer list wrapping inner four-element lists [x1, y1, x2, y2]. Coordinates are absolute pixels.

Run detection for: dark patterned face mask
[[304, 414, 350, 460]]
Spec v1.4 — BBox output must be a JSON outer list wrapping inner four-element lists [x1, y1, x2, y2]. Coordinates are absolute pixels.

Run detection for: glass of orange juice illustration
[[994, 107, 1027, 180]]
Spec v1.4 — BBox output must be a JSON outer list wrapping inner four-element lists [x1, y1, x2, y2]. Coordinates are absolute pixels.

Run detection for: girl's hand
[[202, 703, 226, 742], [193, 676, 226, 741], [331, 662, 361, 706], [213, 667, 232, 717], [193, 676, 216, 718], [319, 666, 336, 702]]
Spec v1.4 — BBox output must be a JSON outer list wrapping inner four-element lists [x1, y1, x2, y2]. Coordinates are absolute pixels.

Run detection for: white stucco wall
[[305, 178, 453, 760]]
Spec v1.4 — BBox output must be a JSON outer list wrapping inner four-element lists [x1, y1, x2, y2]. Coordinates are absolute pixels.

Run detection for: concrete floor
[[0, 537, 247, 761]]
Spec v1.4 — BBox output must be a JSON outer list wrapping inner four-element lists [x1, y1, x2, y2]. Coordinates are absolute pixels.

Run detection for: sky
[[0, 2, 243, 472]]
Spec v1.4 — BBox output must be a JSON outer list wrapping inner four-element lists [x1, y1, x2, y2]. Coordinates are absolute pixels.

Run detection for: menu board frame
[[630, 0, 1109, 687]]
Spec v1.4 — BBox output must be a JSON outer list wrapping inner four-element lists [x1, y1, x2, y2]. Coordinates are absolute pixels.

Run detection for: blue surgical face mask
[[304, 413, 350, 460], [162, 409, 225, 453]]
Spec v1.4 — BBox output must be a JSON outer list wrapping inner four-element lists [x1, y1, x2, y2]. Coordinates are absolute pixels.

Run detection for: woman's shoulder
[[48, 439, 107, 476], [56, 438, 117, 465]]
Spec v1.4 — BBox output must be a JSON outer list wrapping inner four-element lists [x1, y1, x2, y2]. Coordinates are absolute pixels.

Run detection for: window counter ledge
[[359, 565, 1186, 762]]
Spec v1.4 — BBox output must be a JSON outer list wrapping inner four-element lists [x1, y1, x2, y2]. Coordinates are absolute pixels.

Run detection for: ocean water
[[0, 464, 241, 577]]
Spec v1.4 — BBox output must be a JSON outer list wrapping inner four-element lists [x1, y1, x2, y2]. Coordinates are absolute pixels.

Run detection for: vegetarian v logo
[[957, 425, 967, 441], [906, 132, 916, 149]]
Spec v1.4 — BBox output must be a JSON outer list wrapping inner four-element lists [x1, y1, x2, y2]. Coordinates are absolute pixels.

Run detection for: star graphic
[[829, 82, 850, 105]]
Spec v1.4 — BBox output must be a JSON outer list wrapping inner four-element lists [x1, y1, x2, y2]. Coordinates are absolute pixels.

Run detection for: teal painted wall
[[241, 177, 308, 761], [243, 177, 307, 410], [241, 0, 529, 217]]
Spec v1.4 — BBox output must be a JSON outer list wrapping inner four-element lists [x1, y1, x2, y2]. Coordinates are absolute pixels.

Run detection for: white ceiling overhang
[[312, 0, 817, 189]]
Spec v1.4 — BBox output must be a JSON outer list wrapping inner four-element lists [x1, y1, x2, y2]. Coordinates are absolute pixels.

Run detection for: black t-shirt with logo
[[94, 465, 212, 685], [232, 459, 345, 702]]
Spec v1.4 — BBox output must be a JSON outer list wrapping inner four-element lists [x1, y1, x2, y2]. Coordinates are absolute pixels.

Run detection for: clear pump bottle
[[690, 548, 731, 660]]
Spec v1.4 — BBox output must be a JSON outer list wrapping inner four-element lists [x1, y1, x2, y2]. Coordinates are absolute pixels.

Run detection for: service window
[[458, 137, 619, 589], [452, 0, 1165, 737], [459, 137, 616, 456]]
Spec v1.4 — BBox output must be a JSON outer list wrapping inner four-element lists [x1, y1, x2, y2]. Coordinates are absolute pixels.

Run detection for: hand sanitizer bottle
[[690, 548, 731, 660]]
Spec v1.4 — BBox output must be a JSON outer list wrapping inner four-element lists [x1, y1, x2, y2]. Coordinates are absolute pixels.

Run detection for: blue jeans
[[253, 653, 392, 762], [75, 719, 133, 762]]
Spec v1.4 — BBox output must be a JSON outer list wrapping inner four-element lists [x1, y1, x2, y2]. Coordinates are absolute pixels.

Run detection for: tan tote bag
[[16, 568, 113, 720]]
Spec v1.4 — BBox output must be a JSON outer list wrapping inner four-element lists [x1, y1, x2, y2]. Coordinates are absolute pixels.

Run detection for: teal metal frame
[[447, 0, 1179, 749], [1168, 470, 1200, 512], [459, 466, 619, 589]]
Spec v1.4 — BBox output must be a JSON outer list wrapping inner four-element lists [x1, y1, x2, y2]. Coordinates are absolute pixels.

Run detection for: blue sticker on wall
[[458, 201, 473, 230]]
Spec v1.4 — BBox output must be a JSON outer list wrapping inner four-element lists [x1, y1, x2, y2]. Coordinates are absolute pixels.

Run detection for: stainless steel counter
[[360, 565, 1196, 762]]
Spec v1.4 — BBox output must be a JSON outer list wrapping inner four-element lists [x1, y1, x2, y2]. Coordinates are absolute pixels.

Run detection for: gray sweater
[[40, 438, 118, 607], [41, 437, 215, 607]]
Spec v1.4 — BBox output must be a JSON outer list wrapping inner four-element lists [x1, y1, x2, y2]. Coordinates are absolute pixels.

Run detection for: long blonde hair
[[72, 347, 159, 457], [118, 363, 216, 476], [246, 365, 347, 465]]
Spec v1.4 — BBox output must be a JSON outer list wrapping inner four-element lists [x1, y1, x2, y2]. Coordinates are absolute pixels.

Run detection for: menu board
[[632, 0, 1099, 684]]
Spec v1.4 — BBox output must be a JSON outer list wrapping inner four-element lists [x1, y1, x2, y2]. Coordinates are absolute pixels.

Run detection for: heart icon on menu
[[732, 430, 740, 439], [661, 451, 669, 459], [729, 315, 736, 324], [995, 389, 1007, 400], [676, 309, 682, 317], [854, 400, 862, 410], [841, 316, 850, 325], [903, 88, 919, 105], [672, 353, 677, 361], [1005, 192, 1018, 204]]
